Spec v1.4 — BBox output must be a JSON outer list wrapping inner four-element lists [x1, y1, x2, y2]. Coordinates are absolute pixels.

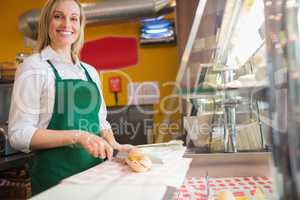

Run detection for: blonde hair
[[36, 0, 85, 58]]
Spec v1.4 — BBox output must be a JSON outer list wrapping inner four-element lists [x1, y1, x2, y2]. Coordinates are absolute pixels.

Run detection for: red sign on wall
[[81, 37, 138, 70], [109, 77, 122, 93]]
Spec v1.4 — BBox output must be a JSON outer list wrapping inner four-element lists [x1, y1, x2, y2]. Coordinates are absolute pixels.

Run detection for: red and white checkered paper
[[173, 176, 272, 200]]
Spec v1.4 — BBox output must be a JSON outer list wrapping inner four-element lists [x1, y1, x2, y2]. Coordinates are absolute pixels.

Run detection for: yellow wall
[[0, 0, 179, 140]]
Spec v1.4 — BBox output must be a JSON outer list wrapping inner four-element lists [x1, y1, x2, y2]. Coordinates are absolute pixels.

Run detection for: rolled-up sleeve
[[8, 60, 46, 153]]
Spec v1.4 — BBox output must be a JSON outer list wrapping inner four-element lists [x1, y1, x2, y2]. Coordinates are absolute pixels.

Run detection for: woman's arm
[[8, 60, 112, 159], [30, 128, 113, 159], [30, 128, 81, 149], [8, 60, 47, 153]]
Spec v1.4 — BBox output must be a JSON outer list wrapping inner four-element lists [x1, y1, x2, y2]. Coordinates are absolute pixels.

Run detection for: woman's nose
[[61, 18, 71, 28]]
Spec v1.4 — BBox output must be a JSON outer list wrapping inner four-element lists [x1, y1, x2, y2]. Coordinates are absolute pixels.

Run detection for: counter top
[[30, 146, 189, 200], [184, 151, 272, 178], [0, 153, 33, 171], [29, 150, 272, 200]]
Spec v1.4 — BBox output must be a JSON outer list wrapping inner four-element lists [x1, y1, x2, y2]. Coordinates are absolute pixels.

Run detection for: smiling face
[[49, 0, 81, 50]]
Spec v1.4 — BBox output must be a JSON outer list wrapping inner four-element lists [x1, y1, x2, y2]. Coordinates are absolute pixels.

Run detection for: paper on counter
[[116, 146, 186, 164], [31, 184, 167, 200], [62, 157, 192, 188], [31, 145, 191, 200], [138, 146, 187, 163], [38, 145, 192, 200], [62, 144, 190, 189]]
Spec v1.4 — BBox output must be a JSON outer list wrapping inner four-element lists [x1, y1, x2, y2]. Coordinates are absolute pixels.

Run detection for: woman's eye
[[71, 17, 79, 22], [54, 15, 62, 19]]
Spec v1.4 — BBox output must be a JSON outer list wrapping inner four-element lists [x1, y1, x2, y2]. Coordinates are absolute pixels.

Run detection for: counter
[[184, 151, 272, 178], [30, 150, 272, 200]]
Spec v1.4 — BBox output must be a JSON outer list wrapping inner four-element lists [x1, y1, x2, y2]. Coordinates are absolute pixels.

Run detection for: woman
[[8, 0, 132, 195]]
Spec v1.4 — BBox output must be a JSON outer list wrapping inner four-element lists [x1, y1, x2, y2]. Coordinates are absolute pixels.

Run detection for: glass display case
[[180, 0, 270, 154], [148, 0, 300, 198], [171, 0, 289, 199], [175, 0, 300, 199]]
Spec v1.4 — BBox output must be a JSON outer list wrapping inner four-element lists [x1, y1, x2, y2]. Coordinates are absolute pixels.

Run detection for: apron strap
[[47, 60, 94, 83], [47, 60, 62, 81], [80, 63, 94, 82]]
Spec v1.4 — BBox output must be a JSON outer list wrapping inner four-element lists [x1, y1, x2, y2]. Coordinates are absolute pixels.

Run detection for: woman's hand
[[100, 129, 135, 154], [114, 143, 135, 153], [77, 132, 113, 160]]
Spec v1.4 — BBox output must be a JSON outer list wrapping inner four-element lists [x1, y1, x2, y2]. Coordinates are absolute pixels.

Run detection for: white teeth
[[57, 30, 73, 36]]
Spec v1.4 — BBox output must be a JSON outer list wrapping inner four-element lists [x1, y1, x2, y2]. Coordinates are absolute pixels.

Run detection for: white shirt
[[8, 46, 112, 153]]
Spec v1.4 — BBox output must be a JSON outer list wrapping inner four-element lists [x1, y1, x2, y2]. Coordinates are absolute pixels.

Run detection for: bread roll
[[253, 188, 266, 200], [216, 191, 236, 200], [125, 149, 152, 172]]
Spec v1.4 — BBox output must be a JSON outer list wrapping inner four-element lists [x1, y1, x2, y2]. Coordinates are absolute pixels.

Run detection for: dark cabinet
[[106, 105, 154, 145]]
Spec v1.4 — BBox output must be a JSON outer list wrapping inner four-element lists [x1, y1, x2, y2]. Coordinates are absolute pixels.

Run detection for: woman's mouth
[[56, 30, 73, 36]]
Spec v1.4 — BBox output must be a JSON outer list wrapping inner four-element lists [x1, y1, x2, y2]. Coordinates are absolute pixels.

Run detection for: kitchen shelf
[[0, 153, 33, 171], [0, 80, 14, 85], [217, 83, 270, 100]]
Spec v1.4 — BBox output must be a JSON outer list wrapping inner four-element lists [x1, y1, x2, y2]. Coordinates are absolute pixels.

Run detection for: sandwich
[[125, 149, 152, 172], [216, 191, 236, 200]]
